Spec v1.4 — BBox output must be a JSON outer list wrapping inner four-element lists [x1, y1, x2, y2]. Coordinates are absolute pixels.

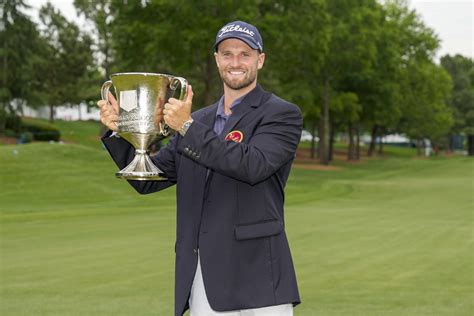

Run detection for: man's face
[[214, 38, 265, 91]]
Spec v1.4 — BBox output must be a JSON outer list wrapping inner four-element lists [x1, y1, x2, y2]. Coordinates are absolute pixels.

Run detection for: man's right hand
[[97, 92, 119, 132]]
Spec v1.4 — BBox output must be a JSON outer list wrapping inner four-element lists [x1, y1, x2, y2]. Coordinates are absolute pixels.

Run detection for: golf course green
[[1, 120, 472, 315]]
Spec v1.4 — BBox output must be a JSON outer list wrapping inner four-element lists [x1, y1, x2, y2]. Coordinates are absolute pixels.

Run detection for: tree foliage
[[1, 0, 44, 113], [440, 54, 474, 154], [1, 0, 99, 125], [399, 62, 453, 149], [2, 0, 463, 160], [74, 0, 114, 79], [36, 2, 100, 121]]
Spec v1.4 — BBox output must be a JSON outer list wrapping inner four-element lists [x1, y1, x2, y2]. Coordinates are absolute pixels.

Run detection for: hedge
[[20, 118, 61, 142]]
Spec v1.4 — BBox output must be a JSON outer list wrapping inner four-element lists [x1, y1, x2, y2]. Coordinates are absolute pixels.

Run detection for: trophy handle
[[161, 77, 188, 136], [101, 80, 113, 101], [170, 76, 188, 101]]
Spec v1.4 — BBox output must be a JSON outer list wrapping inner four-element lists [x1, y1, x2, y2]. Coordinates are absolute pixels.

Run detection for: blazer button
[[193, 248, 198, 254]]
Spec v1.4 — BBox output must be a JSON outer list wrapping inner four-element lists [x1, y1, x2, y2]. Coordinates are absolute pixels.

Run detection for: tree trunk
[[49, 105, 55, 122], [329, 123, 335, 161], [317, 117, 323, 159], [319, 77, 330, 165], [368, 125, 378, 156], [310, 116, 317, 159], [1, 18, 8, 133], [355, 124, 361, 160], [468, 134, 474, 156], [348, 123, 356, 160]]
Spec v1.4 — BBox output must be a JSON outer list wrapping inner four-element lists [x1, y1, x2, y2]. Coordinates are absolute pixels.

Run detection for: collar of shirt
[[216, 94, 246, 120], [214, 88, 256, 135]]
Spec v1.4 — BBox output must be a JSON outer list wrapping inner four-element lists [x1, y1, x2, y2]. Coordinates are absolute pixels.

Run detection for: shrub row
[[2, 112, 61, 142], [20, 118, 61, 141]]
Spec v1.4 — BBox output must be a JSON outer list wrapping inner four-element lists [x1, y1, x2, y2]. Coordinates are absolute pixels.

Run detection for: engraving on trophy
[[118, 112, 155, 132]]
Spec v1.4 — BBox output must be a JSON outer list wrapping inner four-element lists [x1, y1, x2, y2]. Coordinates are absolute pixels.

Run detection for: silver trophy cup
[[101, 72, 187, 181]]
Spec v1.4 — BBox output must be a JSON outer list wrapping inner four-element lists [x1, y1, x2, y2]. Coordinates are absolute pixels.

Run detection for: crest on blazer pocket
[[225, 130, 243, 143]]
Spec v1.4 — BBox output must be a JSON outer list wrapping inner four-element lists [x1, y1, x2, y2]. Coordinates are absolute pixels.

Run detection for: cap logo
[[218, 24, 254, 38], [225, 130, 244, 143]]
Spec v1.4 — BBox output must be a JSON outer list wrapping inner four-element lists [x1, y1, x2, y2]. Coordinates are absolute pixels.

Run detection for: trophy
[[101, 72, 187, 181]]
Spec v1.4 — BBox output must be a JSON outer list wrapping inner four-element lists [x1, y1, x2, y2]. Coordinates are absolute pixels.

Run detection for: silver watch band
[[178, 118, 194, 136]]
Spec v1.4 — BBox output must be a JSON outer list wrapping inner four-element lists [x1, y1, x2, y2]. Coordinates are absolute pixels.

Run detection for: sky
[[408, 0, 473, 60], [24, 0, 473, 61]]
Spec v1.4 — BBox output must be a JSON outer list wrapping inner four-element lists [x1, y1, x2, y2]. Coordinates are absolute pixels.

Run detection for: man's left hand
[[163, 85, 194, 131]]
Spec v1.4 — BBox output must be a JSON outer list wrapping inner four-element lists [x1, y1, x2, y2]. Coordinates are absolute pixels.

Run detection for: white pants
[[189, 254, 293, 316]]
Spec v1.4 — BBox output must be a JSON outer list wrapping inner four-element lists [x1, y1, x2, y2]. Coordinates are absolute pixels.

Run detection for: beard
[[219, 66, 258, 90]]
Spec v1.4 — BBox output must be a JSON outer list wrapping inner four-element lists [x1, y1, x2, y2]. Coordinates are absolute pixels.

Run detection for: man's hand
[[163, 85, 194, 131], [97, 92, 119, 132]]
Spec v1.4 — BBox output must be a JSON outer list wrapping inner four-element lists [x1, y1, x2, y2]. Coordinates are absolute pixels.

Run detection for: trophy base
[[116, 171, 167, 181], [116, 150, 167, 181]]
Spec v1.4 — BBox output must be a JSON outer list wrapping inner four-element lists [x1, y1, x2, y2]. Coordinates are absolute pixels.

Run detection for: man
[[98, 21, 302, 316]]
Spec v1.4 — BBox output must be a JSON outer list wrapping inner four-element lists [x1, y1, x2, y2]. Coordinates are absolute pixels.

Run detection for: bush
[[21, 118, 61, 142]]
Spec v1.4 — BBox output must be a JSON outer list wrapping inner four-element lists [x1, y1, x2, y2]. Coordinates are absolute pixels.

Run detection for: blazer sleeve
[[101, 131, 178, 194], [176, 101, 302, 185]]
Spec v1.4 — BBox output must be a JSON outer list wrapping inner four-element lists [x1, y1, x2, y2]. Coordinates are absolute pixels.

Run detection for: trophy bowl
[[101, 72, 187, 181]]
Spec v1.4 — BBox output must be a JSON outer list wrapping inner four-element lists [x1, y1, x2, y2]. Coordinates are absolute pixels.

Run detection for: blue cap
[[214, 21, 263, 52]]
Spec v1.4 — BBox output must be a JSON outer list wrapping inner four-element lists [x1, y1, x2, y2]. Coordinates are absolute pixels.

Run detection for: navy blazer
[[102, 85, 302, 315]]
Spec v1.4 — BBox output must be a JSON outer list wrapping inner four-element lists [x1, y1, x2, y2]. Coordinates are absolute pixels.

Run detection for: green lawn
[[50, 119, 105, 149], [1, 121, 473, 315]]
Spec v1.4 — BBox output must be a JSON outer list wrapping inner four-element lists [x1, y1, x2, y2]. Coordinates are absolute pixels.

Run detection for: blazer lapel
[[220, 85, 266, 139], [196, 102, 218, 128]]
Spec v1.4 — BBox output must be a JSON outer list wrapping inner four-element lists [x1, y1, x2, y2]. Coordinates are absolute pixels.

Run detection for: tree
[[361, 0, 440, 156], [440, 54, 474, 155], [102, 0, 330, 115], [357, 0, 405, 157], [37, 2, 99, 122], [74, 0, 114, 80], [399, 61, 453, 155], [0, 0, 44, 131], [318, 0, 380, 164], [331, 92, 361, 160], [105, 0, 252, 107], [257, 0, 329, 159]]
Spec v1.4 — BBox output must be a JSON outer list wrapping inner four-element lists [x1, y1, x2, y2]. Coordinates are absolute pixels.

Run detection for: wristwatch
[[178, 118, 194, 136]]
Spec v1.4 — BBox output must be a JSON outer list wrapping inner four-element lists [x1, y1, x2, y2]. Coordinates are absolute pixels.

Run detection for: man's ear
[[257, 53, 265, 70], [214, 52, 220, 68]]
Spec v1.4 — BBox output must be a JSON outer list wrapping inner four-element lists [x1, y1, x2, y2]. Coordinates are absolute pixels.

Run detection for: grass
[[287, 158, 473, 316], [1, 120, 473, 315], [49, 120, 105, 149]]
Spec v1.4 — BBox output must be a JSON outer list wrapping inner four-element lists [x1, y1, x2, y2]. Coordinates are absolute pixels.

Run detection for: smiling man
[[98, 20, 302, 316]]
